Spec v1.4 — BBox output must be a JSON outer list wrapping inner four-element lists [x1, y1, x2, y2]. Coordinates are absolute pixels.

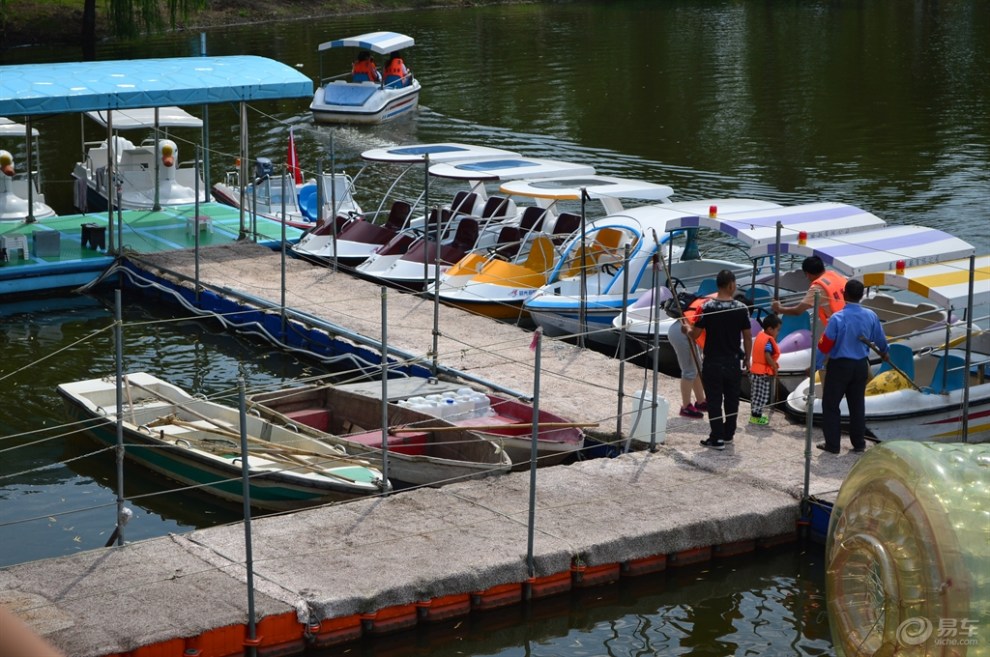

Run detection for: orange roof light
[[708, 205, 718, 218], [896, 260, 906, 275], [798, 231, 807, 246]]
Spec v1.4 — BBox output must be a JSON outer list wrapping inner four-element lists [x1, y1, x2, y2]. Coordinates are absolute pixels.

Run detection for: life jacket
[[384, 58, 408, 82], [352, 60, 379, 82], [810, 271, 847, 326], [750, 331, 780, 375], [685, 293, 715, 349]]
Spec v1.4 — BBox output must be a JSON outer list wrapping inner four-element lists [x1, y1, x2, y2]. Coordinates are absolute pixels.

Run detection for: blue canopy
[[317, 32, 415, 55], [0, 56, 313, 116]]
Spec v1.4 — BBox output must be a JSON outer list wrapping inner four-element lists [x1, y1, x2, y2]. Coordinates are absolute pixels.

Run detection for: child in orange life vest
[[749, 313, 781, 425]]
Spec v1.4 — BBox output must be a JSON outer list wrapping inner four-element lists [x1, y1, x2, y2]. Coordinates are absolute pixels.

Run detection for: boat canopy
[[860, 254, 990, 309], [428, 157, 595, 182], [751, 225, 975, 277], [0, 56, 312, 116], [318, 31, 415, 54], [498, 175, 674, 202], [674, 202, 887, 249], [84, 107, 203, 130], [361, 143, 518, 164], [0, 117, 39, 137]]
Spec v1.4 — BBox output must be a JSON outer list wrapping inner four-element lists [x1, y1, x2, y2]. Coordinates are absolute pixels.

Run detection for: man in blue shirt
[[815, 279, 889, 454]]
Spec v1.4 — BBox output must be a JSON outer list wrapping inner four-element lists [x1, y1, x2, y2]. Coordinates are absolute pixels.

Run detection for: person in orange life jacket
[[352, 51, 381, 83], [749, 313, 781, 426], [815, 279, 889, 454], [688, 270, 753, 450], [384, 52, 411, 86], [771, 255, 847, 328], [674, 292, 715, 418]]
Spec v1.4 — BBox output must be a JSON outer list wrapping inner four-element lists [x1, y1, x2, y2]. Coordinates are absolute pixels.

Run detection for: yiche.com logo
[[896, 618, 933, 646]]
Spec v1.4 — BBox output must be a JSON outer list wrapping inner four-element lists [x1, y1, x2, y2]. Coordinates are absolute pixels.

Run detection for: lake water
[[2, 1, 989, 655]]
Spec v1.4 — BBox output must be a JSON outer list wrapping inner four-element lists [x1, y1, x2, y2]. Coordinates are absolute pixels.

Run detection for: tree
[[82, 0, 206, 59]]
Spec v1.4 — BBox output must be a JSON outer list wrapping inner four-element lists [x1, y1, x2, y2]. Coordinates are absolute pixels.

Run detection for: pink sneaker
[[694, 400, 708, 412], [679, 404, 704, 418]]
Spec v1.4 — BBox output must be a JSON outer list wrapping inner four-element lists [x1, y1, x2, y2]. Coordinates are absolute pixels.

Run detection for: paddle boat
[[784, 329, 990, 443], [524, 199, 787, 346], [247, 382, 513, 488], [356, 156, 597, 290], [611, 202, 889, 370], [71, 107, 208, 211], [310, 31, 421, 125], [292, 143, 518, 267], [211, 129, 362, 230], [430, 174, 675, 320], [0, 118, 56, 222], [57, 372, 390, 512], [331, 376, 587, 469], [755, 227, 978, 392]]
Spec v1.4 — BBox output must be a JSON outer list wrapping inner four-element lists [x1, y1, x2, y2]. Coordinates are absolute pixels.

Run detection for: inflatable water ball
[[826, 442, 989, 657]]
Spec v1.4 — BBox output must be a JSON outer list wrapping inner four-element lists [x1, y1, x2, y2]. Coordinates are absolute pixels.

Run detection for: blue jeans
[[702, 360, 742, 442]]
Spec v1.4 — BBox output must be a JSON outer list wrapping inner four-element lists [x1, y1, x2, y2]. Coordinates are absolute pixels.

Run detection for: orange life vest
[[685, 293, 716, 349], [384, 58, 408, 81], [750, 331, 780, 375], [352, 60, 379, 82], [810, 271, 847, 326]]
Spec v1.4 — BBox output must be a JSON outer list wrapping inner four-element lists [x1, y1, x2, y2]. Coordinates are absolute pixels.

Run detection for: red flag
[[287, 128, 302, 185]]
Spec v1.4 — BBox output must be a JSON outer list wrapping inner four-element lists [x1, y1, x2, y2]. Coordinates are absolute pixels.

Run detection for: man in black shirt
[[689, 270, 753, 450]]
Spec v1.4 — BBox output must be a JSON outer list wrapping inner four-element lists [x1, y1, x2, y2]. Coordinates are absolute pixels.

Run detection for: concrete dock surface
[[1, 243, 865, 656]]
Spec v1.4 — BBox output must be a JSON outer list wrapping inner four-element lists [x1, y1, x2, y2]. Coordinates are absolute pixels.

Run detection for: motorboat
[[355, 156, 597, 290], [784, 331, 990, 443], [612, 202, 889, 369], [211, 128, 362, 230], [310, 31, 421, 125], [755, 227, 978, 391], [525, 199, 788, 347], [431, 174, 675, 320], [331, 376, 587, 469], [247, 381, 513, 488], [57, 372, 390, 512], [0, 118, 56, 222], [71, 107, 209, 212], [292, 142, 518, 267]]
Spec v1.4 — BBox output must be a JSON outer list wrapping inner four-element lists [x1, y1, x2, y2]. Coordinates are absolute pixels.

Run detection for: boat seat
[[481, 195, 512, 219], [744, 287, 772, 311], [298, 183, 319, 222], [450, 191, 478, 216], [519, 206, 547, 233], [384, 200, 413, 230], [0, 234, 29, 260], [383, 75, 404, 88], [551, 212, 581, 243], [779, 312, 811, 338], [351, 73, 370, 83], [449, 217, 479, 251], [925, 354, 966, 393], [284, 408, 331, 433], [522, 235, 555, 272], [875, 343, 915, 381], [491, 226, 522, 259], [695, 278, 718, 297]]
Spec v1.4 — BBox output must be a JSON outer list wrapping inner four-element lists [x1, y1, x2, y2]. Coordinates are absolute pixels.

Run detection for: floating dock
[[0, 242, 862, 657]]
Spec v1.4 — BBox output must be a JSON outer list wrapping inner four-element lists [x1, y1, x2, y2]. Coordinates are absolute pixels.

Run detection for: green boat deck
[[0, 202, 305, 295]]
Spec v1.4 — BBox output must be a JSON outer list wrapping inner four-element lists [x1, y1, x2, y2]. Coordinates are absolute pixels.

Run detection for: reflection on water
[[306, 546, 833, 657]]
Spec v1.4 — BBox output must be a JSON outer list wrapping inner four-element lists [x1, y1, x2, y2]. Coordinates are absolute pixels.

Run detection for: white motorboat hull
[[310, 81, 421, 125], [785, 339, 990, 443]]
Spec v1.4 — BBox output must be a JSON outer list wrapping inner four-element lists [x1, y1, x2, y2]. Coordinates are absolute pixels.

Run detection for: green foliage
[[106, 0, 207, 39]]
